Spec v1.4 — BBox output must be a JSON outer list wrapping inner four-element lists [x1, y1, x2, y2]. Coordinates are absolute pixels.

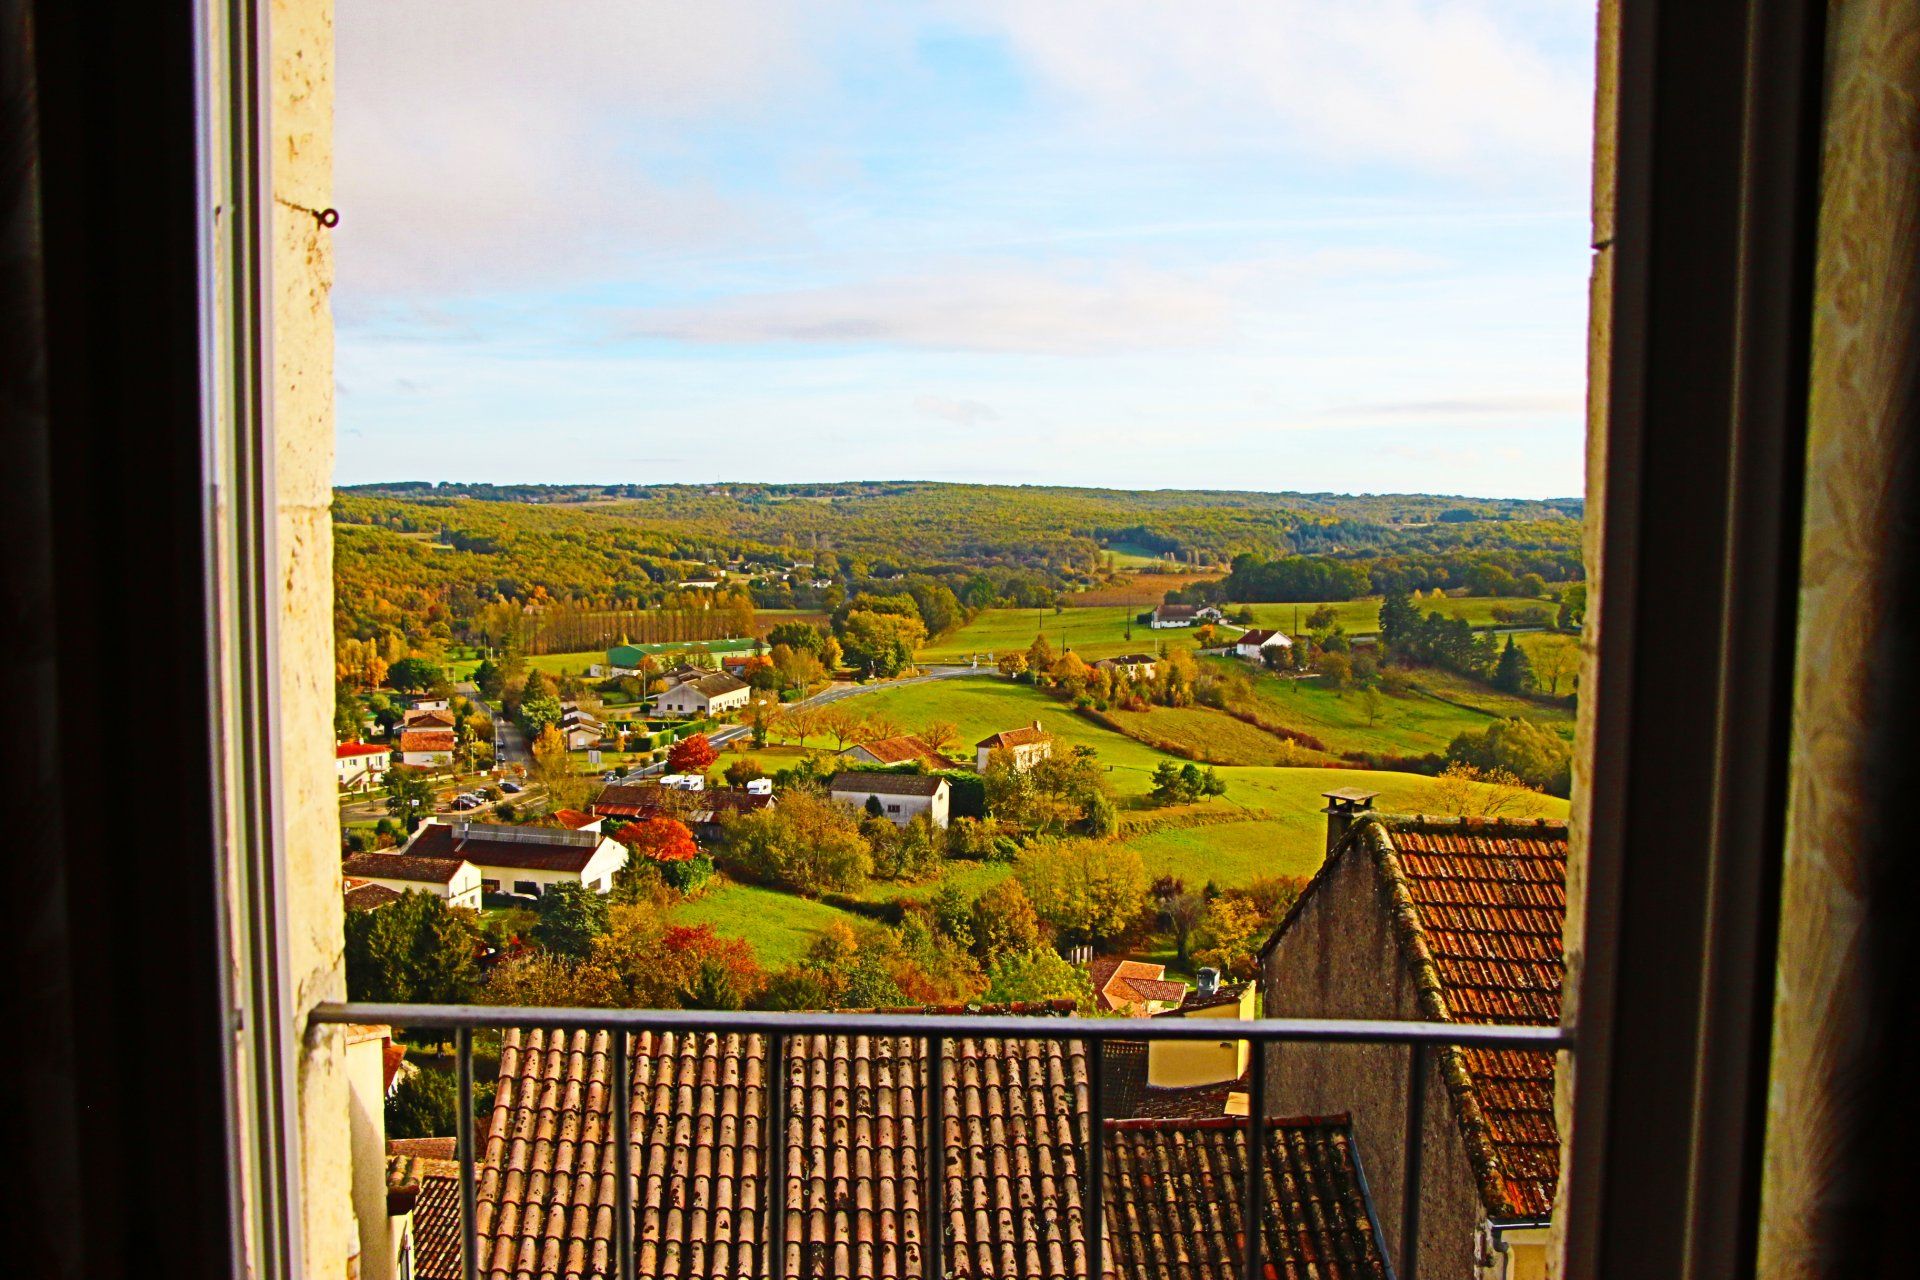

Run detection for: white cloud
[[915, 395, 1000, 425], [623, 264, 1233, 354], [960, 1, 1592, 181], [333, 1, 845, 296]]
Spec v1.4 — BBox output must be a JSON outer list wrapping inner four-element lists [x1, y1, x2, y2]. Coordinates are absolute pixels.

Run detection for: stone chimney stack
[[1319, 788, 1380, 856]]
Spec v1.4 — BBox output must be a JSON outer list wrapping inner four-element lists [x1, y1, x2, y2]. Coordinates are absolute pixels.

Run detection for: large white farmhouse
[[340, 851, 483, 910], [652, 671, 752, 718], [400, 819, 628, 898], [828, 771, 950, 829]]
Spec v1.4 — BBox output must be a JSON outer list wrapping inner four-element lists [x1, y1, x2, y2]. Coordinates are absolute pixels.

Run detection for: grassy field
[[666, 673, 1571, 967], [667, 881, 864, 970], [1204, 659, 1573, 758], [1099, 705, 1314, 766], [1237, 595, 1559, 636], [918, 607, 1204, 663], [1067, 572, 1225, 606]]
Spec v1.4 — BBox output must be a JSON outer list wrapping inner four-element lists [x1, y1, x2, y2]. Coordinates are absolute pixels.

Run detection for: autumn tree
[[996, 651, 1029, 681], [722, 789, 872, 895], [667, 733, 718, 775], [1015, 838, 1148, 948], [918, 720, 959, 756], [1426, 761, 1553, 820], [615, 816, 698, 864], [969, 878, 1042, 960], [983, 948, 1093, 1010]]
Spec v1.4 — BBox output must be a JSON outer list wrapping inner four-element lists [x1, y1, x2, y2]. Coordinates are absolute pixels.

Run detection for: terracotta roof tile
[[344, 880, 402, 912], [473, 1016, 1390, 1278], [343, 852, 469, 885], [827, 771, 947, 799], [975, 724, 1050, 750], [1105, 1115, 1386, 1280], [1383, 822, 1565, 1218], [402, 729, 457, 753], [847, 736, 952, 768]]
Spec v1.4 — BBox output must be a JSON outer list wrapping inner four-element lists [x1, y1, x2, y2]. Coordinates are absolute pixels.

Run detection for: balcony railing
[[313, 1002, 1573, 1280]]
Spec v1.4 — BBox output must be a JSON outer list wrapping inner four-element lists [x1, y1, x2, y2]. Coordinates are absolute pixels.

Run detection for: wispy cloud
[[623, 265, 1233, 354], [915, 395, 1000, 426]]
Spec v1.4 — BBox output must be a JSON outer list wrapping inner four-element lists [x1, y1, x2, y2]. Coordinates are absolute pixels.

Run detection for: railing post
[[767, 1033, 787, 1280], [612, 1030, 633, 1280], [1087, 1036, 1105, 1280], [926, 1034, 946, 1280], [457, 1027, 480, 1280], [1400, 1042, 1428, 1280], [1242, 1036, 1267, 1280]]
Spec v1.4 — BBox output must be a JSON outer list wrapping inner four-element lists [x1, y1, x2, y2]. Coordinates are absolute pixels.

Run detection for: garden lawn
[[917, 608, 1206, 664], [667, 881, 865, 971]]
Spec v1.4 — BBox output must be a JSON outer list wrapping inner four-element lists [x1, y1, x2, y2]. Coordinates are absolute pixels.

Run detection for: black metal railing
[[313, 1002, 1572, 1280]]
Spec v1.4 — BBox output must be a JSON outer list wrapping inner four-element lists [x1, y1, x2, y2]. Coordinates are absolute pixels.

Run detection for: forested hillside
[[333, 482, 1582, 656]]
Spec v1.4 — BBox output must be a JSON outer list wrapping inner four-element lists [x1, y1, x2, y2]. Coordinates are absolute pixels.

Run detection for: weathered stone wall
[[271, 0, 351, 1275], [1260, 842, 1485, 1279], [1550, 0, 1615, 1272]]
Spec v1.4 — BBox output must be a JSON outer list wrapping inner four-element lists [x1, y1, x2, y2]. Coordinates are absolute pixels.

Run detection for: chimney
[[1319, 788, 1380, 856], [1196, 967, 1221, 997]]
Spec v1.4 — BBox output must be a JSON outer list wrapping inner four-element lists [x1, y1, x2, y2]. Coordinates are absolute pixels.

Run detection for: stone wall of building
[[270, 0, 352, 1275], [1260, 839, 1486, 1279]]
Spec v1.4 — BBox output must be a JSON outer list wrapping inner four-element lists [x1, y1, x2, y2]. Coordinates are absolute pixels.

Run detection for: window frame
[[8, 1, 1832, 1277]]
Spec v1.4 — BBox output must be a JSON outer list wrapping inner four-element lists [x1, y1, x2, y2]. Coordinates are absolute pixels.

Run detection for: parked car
[[499, 780, 523, 794], [452, 795, 482, 811]]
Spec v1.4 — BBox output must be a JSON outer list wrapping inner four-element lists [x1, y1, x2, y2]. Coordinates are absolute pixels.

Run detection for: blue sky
[[334, 2, 1596, 497]]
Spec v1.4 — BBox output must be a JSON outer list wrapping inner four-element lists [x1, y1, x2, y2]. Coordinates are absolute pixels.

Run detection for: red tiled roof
[[401, 729, 456, 753], [1105, 1115, 1386, 1279], [827, 770, 946, 798], [552, 808, 601, 830], [976, 723, 1049, 750], [1089, 959, 1182, 1015], [406, 708, 457, 730], [343, 880, 402, 912], [1386, 821, 1566, 1217], [1266, 816, 1567, 1220], [407, 821, 607, 875], [388, 1142, 464, 1280], [337, 740, 391, 758], [343, 852, 469, 885], [848, 735, 951, 768], [473, 1015, 1389, 1279]]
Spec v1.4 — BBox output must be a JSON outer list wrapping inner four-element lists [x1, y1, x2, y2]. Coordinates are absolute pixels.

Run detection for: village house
[[401, 706, 454, 731], [651, 670, 752, 718], [558, 704, 605, 751], [409, 697, 450, 713], [1089, 956, 1189, 1016], [335, 740, 390, 792], [1258, 791, 1567, 1280], [339, 851, 483, 910], [975, 721, 1053, 772], [1149, 602, 1197, 628], [828, 770, 950, 828], [459, 1005, 1394, 1278], [1093, 653, 1157, 680], [838, 733, 952, 770], [400, 818, 628, 898], [1233, 627, 1294, 661], [548, 808, 603, 833], [1148, 967, 1257, 1090], [590, 781, 774, 843], [398, 728, 455, 769]]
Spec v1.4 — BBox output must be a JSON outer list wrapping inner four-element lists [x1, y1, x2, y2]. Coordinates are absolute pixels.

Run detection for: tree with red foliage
[[666, 733, 717, 774], [661, 924, 765, 1009], [614, 816, 698, 864]]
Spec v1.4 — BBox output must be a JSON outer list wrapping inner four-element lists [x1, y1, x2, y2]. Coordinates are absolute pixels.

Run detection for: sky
[[333, 1, 1597, 498]]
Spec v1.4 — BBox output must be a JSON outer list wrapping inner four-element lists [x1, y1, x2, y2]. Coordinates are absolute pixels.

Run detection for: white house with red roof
[[401, 818, 628, 898], [336, 741, 391, 792]]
